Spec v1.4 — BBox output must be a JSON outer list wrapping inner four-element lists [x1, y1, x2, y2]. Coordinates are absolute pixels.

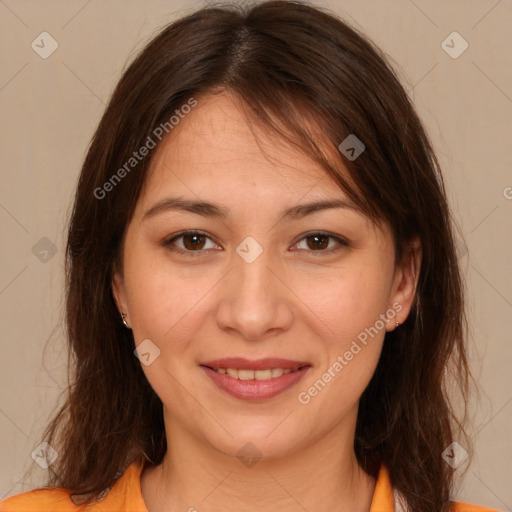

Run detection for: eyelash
[[162, 230, 349, 258]]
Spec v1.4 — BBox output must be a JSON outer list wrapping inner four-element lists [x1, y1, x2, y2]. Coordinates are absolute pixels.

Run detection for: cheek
[[304, 263, 392, 345], [122, 245, 198, 349], [303, 342, 382, 434], [297, 271, 388, 423], [295, 259, 391, 402], [317, 263, 392, 405], [123, 255, 208, 408], [129, 275, 204, 348]]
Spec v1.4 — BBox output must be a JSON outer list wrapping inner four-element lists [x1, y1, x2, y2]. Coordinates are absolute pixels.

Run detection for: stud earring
[[121, 313, 128, 328], [395, 321, 400, 328]]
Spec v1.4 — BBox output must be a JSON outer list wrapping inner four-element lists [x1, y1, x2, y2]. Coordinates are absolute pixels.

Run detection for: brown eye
[[164, 230, 219, 257], [294, 232, 348, 255], [182, 233, 207, 250], [305, 234, 329, 250]]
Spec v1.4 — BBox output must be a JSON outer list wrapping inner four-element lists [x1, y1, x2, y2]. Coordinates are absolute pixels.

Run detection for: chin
[[197, 417, 309, 463]]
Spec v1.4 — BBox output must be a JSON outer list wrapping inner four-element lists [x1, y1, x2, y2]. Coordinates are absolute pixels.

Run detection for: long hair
[[36, 2, 473, 510]]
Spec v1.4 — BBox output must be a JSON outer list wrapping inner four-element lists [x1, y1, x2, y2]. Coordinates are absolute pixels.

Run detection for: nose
[[215, 247, 294, 342]]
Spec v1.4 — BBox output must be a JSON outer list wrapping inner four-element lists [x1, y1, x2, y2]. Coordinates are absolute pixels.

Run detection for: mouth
[[199, 358, 311, 401]]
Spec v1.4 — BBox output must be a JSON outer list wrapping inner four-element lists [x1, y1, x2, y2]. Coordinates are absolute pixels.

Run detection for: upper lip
[[200, 358, 311, 370]]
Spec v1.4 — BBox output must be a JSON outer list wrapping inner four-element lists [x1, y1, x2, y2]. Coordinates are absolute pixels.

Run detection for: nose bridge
[[233, 239, 276, 310], [239, 253, 270, 293], [215, 237, 293, 340]]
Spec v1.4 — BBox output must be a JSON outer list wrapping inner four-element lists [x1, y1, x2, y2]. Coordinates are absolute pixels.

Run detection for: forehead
[[142, 92, 344, 197]]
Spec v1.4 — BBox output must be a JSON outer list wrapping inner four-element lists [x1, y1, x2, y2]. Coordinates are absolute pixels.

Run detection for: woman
[[0, 1, 499, 511]]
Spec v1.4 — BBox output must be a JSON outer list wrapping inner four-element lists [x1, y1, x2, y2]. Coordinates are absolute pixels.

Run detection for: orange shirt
[[0, 461, 500, 511]]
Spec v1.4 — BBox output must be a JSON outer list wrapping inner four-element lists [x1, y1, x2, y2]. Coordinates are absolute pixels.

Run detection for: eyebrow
[[142, 196, 361, 222]]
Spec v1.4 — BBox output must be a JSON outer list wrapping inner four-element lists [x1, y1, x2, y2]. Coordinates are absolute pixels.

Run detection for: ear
[[386, 236, 422, 331], [112, 266, 131, 328]]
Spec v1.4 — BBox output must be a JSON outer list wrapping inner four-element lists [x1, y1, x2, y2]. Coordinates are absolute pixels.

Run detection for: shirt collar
[[369, 464, 396, 511]]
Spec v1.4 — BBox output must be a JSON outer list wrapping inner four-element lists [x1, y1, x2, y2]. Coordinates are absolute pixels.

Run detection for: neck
[[141, 411, 376, 512]]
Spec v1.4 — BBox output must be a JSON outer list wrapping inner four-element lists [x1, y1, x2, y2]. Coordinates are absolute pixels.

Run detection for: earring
[[121, 313, 128, 327], [395, 321, 400, 328]]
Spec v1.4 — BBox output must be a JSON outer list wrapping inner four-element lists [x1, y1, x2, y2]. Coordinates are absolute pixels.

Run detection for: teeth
[[213, 367, 300, 380], [255, 369, 272, 380], [238, 369, 254, 380]]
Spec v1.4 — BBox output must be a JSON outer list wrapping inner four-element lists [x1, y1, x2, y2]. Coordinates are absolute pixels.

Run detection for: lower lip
[[200, 366, 310, 401]]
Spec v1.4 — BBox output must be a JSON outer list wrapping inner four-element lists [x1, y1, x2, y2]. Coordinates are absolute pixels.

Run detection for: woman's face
[[113, 92, 419, 461]]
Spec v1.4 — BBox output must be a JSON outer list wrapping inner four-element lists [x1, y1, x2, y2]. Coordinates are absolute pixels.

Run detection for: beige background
[[0, 0, 511, 509]]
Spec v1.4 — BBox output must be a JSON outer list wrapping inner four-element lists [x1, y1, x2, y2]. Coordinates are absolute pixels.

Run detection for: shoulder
[[381, 465, 501, 512], [0, 460, 147, 512], [451, 501, 503, 512], [0, 487, 83, 511]]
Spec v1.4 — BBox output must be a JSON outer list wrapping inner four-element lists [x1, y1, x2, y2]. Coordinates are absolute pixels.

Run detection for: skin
[[112, 91, 421, 512]]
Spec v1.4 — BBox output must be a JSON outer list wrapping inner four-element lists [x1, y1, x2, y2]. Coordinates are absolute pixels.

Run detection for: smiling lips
[[200, 358, 311, 401]]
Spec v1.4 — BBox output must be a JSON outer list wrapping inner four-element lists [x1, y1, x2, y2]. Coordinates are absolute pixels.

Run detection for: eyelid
[[292, 231, 350, 253], [162, 230, 220, 256], [162, 230, 349, 256]]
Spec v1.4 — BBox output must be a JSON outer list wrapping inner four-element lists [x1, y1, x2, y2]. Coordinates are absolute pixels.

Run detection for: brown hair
[[36, 1, 473, 510]]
